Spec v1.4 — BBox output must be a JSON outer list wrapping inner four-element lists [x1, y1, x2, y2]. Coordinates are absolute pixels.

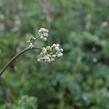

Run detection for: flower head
[[26, 34, 36, 47], [38, 28, 49, 41], [26, 28, 63, 63], [37, 43, 63, 62]]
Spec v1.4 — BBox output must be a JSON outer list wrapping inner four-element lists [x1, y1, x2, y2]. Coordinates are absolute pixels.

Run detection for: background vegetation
[[0, 0, 109, 109]]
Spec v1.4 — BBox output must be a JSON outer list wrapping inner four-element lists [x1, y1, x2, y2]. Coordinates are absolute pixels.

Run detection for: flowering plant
[[0, 28, 63, 76]]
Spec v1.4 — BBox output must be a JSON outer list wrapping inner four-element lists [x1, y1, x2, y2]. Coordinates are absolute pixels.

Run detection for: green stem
[[0, 46, 41, 76]]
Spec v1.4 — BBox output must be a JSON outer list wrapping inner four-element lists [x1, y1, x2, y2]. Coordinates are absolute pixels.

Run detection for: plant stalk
[[0, 47, 41, 76]]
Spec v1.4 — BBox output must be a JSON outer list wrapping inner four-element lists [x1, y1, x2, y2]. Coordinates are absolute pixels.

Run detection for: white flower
[[54, 43, 59, 46], [57, 53, 63, 57], [42, 48, 47, 53], [38, 28, 49, 33], [55, 46, 60, 51], [38, 28, 49, 41], [26, 34, 36, 47], [37, 43, 63, 62], [61, 49, 63, 52], [29, 43, 34, 48], [46, 46, 51, 50], [43, 33, 48, 37], [43, 37, 47, 41], [37, 56, 50, 62], [52, 43, 56, 47], [50, 58, 55, 62], [37, 58, 41, 62], [52, 54, 56, 58], [25, 28, 63, 63]]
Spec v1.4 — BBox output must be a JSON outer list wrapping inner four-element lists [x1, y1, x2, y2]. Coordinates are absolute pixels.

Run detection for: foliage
[[11, 95, 37, 109], [0, 0, 109, 109]]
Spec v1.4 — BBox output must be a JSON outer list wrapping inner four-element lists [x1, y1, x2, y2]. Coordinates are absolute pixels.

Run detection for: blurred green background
[[0, 0, 109, 109]]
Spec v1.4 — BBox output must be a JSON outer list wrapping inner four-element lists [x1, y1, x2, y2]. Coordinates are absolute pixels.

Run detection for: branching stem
[[0, 47, 41, 76]]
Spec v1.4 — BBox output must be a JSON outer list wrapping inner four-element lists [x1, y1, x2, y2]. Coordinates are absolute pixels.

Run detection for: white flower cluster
[[27, 28, 49, 47], [38, 28, 49, 41], [37, 43, 63, 62], [26, 28, 63, 62], [26, 34, 36, 48]]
